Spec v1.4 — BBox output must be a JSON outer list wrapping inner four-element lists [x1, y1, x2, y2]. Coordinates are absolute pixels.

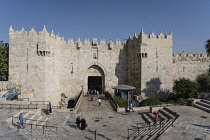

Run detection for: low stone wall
[[117, 106, 164, 113], [73, 92, 84, 113], [117, 106, 149, 113]]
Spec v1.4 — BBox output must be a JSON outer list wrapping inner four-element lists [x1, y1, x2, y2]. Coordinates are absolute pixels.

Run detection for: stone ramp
[[77, 95, 115, 112]]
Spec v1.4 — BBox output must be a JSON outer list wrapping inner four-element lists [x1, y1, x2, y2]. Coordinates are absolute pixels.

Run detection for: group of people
[[87, 89, 100, 96], [76, 116, 87, 130]]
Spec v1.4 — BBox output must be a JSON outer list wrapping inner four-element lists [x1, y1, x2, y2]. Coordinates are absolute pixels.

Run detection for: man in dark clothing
[[76, 116, 81, 128], [80, 118, 87, 130]]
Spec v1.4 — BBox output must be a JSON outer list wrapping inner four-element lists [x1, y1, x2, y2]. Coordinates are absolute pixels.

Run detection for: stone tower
[[126, 29, 173, 99]]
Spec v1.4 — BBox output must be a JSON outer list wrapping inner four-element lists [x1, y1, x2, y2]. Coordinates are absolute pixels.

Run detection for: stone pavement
[[159, 106, 210, 140], [47, 96, 146, 140], [1, 99, 210, 139]]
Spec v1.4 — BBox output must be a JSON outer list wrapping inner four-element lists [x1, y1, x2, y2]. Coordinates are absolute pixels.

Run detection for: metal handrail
[[0, 104, 38, 109], [12, 116, 49, 124], [127, 118, 174, 139], [30, 101, 50, 105]]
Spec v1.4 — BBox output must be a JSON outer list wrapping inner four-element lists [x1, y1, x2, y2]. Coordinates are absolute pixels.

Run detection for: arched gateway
[[84, 65, 105, 94]]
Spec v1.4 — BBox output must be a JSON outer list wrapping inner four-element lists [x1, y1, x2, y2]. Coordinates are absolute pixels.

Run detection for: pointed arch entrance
[[85, 65, 105, 94]]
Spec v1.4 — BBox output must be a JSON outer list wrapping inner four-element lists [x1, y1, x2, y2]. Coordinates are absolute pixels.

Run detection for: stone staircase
[[5, 110, 65, 139], [127, 107, 179, 140], [193, 99, 210, 113]]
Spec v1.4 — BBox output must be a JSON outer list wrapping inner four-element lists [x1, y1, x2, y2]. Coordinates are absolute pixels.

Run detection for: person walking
[[76, 116, 81, 128], [19, 113, 25, 129], [98, 98, 101, 107], [154, 112, 159, 124], [80, 118, 87, 130], [48, 102, 52, 113], [129, 102, 134, 112]]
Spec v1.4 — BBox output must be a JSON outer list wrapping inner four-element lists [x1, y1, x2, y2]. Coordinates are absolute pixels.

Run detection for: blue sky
[[0, 0, 210, 54]]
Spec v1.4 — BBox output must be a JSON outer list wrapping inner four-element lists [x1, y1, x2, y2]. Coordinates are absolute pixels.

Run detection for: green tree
[[196, 69, 210, 92], [205, 39, 210, 54], [173, 78, 198, 99], [0, 41, 9, 80]]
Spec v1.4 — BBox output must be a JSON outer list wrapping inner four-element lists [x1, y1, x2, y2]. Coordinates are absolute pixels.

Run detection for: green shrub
[[114, 96, 128, 107], [177, 98, 184, 102], [140, 98, 162, 106]]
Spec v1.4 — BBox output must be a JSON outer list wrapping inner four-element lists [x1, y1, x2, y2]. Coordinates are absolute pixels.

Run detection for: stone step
[[25, 114, 35, 123], [28, 115, 42, 125], [158, 109, 173, 120], [163, 107, 179, 118], [36, 116, 48, 126], [193, 103, 210, 113], [153, 112, 165, 122], [147, 113, 156, 122], [135, 118, 172, 140], [196, 101, 210, 108], [13, 111, 29, 124], [201, 99, 210, 105], [142, 113, 153, 124]]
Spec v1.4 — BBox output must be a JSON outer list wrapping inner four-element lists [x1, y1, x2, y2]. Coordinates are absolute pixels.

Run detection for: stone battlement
[[9, 25, 123, 46], [173, 52, 210, 62], [128, 28, 172, 40]]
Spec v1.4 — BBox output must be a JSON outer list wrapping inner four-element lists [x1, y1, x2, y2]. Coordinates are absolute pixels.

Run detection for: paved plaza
[[0, 97, 210, 139]]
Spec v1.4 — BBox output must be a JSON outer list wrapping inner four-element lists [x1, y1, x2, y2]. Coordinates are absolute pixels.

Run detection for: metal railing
[[30, 101, 50, 105], [11, 116, 49, 128], [12, 115, 98, 140], [0, 104, 38, 109], [127, 118, 174, 140], [17, 98, 30, 101]]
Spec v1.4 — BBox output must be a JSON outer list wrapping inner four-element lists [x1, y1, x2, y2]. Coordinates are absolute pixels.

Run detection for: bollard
[[12, 116, 13, 125], [95, 130, 96, 140], [149, 124, 151, 135], [31, 124, 32, 138]]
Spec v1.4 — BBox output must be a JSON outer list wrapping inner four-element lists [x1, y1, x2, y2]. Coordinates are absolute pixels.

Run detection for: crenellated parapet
[[9, 26, 124, 49], [173, 51, 210, 62], [9, 25, 66, 44], [128, 28, 172, 41]]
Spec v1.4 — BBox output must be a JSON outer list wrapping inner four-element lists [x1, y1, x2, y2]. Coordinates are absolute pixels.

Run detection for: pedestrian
[[125, 107, 130, 115], [129, 102, 134, 112], [154, 112, 159, 124], [48, 102, 52, 113], [80, 117, 87, 130], [19, 113, 25, 129], [97, 91, 99, 97], [91, 94, 93, 101], [98, 98, 101, 107], [76, 116, 81, 128]]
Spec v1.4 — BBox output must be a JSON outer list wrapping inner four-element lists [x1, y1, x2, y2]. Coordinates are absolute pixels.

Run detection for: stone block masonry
[[8, 25, 210, 105]]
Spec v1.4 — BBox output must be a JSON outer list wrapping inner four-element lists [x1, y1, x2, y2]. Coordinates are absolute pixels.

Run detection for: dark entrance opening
[[88, 76, 102, 93], [68, 99, 75, 108]]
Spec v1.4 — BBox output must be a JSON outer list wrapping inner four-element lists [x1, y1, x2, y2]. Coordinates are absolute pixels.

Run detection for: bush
[[140, 98, 162, 106], [173, 78, 198, 99], [114, 96, 128, 107]]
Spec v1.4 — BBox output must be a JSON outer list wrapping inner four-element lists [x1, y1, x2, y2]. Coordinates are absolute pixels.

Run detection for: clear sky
[[0, 0, 210, 54]]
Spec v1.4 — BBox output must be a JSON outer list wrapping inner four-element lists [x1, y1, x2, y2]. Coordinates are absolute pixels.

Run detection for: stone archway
[[84, 65, 105, 94]]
